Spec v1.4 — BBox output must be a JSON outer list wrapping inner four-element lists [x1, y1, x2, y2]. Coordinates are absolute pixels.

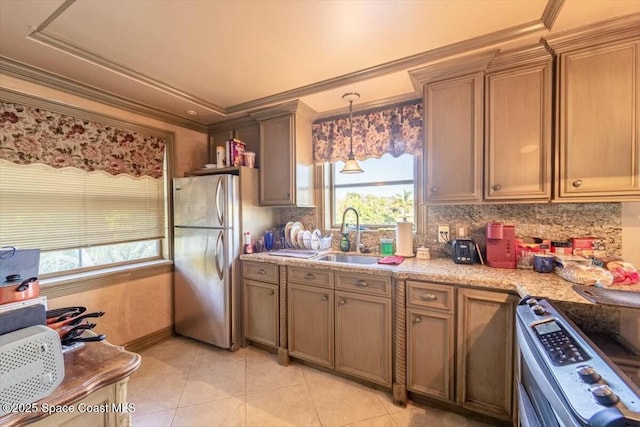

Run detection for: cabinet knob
[[284, 192, 290, 198], [321, 295, 328, 301], [420, 293, 437, 301], [572, 180, 583, 188], [493, 184, 502, 192], [257, 269, 266, 275], [339, 299, 347, 305], [355, 280, 368, 287], [414, 316, 422, 323], [267, 290, 275, 295], [304, 273, 316, 280], [431, 187, 439, 193]]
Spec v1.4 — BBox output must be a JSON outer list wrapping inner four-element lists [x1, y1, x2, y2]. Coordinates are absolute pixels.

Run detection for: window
[[331, 154, 415, 228], [0, 97, 169, 278], [0, 159, 165, 277]]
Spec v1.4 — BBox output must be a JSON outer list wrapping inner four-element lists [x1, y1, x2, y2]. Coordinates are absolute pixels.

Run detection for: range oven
[[516, 297, 640, 427]]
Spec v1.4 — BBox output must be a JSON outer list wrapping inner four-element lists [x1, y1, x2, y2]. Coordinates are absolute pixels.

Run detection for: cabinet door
[[288, 283, 333, 368], [557, 40, 640, 199], [456, 288, 517, 420], [407, 307, 454, 401], [424, 73, 483, 203], [485, 63, 552, 200], [335, 291, 392, 387], [259, 115, 295, 206], [243, 279, 278, 347]]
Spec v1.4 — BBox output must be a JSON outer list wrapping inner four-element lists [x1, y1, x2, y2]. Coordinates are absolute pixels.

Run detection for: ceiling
[[1, 0, 639, 131]]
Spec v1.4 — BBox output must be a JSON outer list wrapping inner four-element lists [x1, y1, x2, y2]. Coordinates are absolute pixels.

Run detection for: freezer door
[[174, 227, 232, 348], [173, 175, 236, 228]]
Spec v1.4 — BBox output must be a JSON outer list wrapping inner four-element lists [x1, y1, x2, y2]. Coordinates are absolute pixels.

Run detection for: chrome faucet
[[340, 207, 361, 254]]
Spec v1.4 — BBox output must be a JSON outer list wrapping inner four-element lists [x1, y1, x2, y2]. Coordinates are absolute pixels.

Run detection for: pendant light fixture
[[340, 92, 364, 174]]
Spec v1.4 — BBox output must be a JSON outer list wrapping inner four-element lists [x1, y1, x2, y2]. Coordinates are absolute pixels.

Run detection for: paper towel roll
[[395, 222, 414, 257]]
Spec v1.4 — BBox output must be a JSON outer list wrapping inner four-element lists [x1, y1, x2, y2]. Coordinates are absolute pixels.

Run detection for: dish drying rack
[[283, 234, 333, 250]]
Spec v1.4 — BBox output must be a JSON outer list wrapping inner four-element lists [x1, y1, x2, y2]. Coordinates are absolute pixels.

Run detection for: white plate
[[310, 230, 321, 250], [290, 222, 303, 248], [284, 222, 294, 247], [301, 230, 313, 249], [296, 229, 306, 249]]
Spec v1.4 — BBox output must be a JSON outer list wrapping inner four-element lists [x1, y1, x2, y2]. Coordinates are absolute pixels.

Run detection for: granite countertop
[[241, 252, 640, 305]]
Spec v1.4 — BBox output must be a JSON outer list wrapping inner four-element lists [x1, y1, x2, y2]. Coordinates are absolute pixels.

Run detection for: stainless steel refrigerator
[[173, 170, 273, 350]]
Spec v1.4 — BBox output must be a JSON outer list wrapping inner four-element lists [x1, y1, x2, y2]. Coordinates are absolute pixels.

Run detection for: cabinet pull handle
[[339, 299, 347, 305], [572, 180, 583, 188], [257, 269, 267, 275], [267, 290, 275, 295], [321, 295, 328, 301], [493, 184, 502, 191], [414, 316, 422, 323], [304, 273, 316, 280], [420, 293, 437, 301], [431, 187, 439, 193], [355, 280, 368, 287]]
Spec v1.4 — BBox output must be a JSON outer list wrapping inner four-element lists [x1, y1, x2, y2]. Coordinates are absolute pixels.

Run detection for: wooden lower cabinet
[[335, 290, 392, 387], [287, 282, 334, 368], [243, 279, 278, 347], [456, 288, 517, 421], [407, 307, 454, 400], [29, 379, 131, 427]]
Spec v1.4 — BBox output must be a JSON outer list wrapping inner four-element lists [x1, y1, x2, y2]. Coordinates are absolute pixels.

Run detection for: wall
[[1, 74, 208, 346]]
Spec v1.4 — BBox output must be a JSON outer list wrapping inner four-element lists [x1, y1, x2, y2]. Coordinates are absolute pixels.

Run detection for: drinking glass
[[264, 230, 274, 251]]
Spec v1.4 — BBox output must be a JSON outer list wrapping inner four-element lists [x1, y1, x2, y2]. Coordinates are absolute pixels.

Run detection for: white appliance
[[173, 171, 272, 350]]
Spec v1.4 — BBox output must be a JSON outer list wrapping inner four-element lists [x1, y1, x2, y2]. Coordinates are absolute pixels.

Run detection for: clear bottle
[[244, 232, 253, 254], [340, 224, 350, 252]]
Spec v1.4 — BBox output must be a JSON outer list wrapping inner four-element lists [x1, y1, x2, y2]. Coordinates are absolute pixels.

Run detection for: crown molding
[[409, 50, 499, 90], [541, 0, 566, 30], [543, 12, 640, 54], [227, 19, 547, 115], [207, 115, 259, 133], [0, 57, 208, 133], [250, 99, 318, 122], [487, 44, 553, 72]]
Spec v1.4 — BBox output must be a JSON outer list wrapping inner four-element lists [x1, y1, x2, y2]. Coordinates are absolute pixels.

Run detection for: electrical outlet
[[457, 225, 468, 238], [438, 225, 450, 243]]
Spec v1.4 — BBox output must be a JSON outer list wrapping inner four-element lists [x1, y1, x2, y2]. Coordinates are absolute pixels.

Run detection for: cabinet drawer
[[288, 266, 334, 288], [335, 272, 391, 298], [407, 281, 454, 312], [243, 261, 279, 284]]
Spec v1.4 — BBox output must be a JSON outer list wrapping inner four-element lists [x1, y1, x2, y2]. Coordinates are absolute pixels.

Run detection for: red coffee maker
[[485, 222, 516, 269]]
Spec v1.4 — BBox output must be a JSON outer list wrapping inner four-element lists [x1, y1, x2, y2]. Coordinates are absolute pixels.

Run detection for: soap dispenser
[[340, 224, 350, 252]]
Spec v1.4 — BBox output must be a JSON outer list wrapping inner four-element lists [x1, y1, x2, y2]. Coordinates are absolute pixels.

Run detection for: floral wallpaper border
[[312, 100, 423, 163], [0, 101, 166, 178]]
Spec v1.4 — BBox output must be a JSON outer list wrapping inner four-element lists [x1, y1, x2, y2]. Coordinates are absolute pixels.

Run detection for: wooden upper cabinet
[[410, 51, 495, 204], [253, 100, 316, 207], [424, 73, 483, 203], [546, 17, 640, 200], [485, 46, 553, 201]]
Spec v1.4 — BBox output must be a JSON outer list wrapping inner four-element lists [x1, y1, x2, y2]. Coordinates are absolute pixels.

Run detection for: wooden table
[[1, 340, 141, 427]]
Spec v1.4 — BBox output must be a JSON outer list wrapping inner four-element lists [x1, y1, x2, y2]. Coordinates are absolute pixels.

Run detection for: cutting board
[[573, 285, 640, 308]]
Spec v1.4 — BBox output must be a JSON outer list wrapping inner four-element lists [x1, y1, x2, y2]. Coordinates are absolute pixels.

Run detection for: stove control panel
[[517, 297, 640, 421], [532, 318, 591, 365]]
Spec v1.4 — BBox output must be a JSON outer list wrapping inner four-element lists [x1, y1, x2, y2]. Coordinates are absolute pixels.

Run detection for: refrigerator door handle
[[215, 177, 224, 226], [214, 231, 224, 280]]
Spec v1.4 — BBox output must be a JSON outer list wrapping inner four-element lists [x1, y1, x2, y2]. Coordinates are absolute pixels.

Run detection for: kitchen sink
[[314, 254, 381, 265]]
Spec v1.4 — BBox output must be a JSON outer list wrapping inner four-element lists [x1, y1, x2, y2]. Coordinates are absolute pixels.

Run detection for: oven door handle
[[517, 321, 583, 427]]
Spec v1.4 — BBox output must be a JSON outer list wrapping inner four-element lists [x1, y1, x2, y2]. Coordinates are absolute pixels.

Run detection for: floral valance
[[312, 100, 423, 163], [0, 101, 166, 178]]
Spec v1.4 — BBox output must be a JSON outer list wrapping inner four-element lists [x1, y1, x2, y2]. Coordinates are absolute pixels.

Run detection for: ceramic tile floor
[[128, 336, 496, 427]]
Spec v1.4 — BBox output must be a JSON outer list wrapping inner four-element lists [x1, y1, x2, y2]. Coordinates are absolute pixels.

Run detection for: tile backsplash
[[279, 202, 622, 258]]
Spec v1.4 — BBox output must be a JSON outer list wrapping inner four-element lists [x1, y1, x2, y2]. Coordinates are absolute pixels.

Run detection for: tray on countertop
[[268, 249, 320, 259], [572, 285, 640, 308]]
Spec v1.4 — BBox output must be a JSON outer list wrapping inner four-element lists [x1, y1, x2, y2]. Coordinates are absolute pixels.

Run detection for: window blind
[[0, 160, 165, 251]]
